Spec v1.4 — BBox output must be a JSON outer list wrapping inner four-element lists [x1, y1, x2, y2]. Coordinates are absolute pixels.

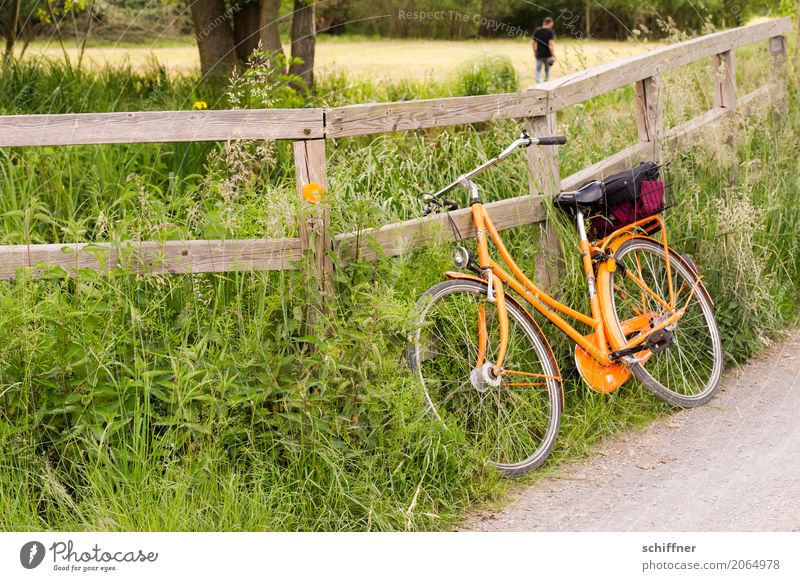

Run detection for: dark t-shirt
[[532, 27, 555, 59]]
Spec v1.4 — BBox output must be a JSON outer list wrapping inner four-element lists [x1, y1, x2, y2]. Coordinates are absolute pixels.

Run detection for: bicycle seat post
[[575, 208, 588, 242]]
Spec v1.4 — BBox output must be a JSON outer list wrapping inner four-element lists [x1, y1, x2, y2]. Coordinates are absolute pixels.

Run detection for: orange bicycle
[[405, 133, 723, 476]]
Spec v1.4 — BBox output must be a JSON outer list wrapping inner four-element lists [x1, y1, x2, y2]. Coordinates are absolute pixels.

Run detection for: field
[[0, 33, 798, 532], [22, 36, 650, 87]]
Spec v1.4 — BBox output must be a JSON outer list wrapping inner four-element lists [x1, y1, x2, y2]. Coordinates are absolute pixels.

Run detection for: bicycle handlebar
[[430, 132, 567, 199], [536, 135, 567, 145]]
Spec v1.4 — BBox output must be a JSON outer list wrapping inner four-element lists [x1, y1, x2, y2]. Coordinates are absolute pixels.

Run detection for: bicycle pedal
[[645, 329, 674, 353]]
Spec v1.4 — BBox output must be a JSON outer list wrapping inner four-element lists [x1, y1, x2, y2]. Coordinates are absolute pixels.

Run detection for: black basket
[[586, 161, 670, 240]]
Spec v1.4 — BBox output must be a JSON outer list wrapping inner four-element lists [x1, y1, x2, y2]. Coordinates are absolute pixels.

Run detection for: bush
[[456, 55, 519, 96]]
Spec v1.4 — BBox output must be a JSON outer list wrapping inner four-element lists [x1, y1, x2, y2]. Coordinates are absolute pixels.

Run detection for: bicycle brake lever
[[442, 198, 459, 212], [421, 193, 438, 216]]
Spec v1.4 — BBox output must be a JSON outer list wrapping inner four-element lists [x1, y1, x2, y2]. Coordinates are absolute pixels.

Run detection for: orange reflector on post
[[302, 182, 324, 204]]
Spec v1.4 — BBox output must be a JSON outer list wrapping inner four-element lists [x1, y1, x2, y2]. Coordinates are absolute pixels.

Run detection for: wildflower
[[302, 182, 324, 204], [193, 100, 208, 110]]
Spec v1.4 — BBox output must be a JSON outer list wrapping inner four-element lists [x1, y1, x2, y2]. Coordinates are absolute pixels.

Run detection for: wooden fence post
[[769, 35, 788, 112], [634, 75, 664, 164], [712, 50, 737, 110], [293, 138, 334, 328], [525, 113, 562, 293], [711, 51, 738, 182]]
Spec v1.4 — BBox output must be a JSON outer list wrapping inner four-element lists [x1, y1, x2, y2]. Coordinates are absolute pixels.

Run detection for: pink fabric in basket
[[589, 180, 665, 239]]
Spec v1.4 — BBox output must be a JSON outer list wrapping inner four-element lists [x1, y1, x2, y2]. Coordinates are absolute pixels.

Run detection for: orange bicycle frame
[[469, 202, 685, 372]]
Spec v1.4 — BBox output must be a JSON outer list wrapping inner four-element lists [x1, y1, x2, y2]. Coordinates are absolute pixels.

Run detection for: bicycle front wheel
[[604, 237, 724, 407], [405, 279, 562, 477]]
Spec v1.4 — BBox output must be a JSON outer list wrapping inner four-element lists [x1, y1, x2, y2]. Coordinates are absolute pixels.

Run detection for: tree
[[3, 0, 21, 64], [288, 0, 314, 88], [233, 0, 261, 63], [259, 0, 284, 72], [585, 0, 592, 36], [190, 0, 237, 81], [188, 0, 319, 88]]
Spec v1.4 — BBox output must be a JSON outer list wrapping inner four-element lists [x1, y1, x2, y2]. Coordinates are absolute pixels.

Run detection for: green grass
[[0, 45, 798, 531]]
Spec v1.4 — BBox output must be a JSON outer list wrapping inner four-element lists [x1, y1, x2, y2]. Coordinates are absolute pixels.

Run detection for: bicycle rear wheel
[[603, 238, 723, 407], [405, 279, 562, 477]]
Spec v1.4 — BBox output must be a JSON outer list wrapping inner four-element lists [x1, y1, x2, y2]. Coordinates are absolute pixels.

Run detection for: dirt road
[[470, 330, 800, 532]]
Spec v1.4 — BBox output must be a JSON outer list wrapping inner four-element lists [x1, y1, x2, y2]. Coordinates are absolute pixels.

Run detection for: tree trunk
[[288, 0, 315, 89], [3, 0, 21, 64], [233, 0, 260, 63], [190, 0, 237, 82], [477, 0, 493, 37], [78, 0, 97, 69], [260, 0, 285, 72], [585, 0, 591, 37]]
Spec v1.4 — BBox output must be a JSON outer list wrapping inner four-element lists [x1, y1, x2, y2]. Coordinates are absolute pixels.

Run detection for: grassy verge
[[0, 44, 798, 531]]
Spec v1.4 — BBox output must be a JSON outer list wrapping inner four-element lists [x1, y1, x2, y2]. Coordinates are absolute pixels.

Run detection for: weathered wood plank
[[0, 87, 775, 278], [662, 107, 731, 150], [539, 18, 792, 112], [293, 138, 334, 324], [325, 91, 548, 138], [635, 77, 663, 142], [561, 86, 771, 192], [634, 75, 664, 163], [712, 50, 738, 182], [0, 238, 303, 280], [525, 113, 562, 291], [0, 109, 325, 146], [333, 84, 776, 264], [334, 193, 547, 264], [561, 92, 766, 192], [769, 35, 788, 111], [713, 50, 737, 109], [734, 85, 771, 113], [560, 142, 651, 192]]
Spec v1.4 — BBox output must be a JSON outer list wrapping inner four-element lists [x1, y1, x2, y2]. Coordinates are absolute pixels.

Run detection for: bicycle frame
[[468, 200, 695, 372]]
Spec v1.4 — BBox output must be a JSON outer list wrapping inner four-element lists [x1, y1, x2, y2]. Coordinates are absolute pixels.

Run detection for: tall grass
[[0, 47, 798, 531]]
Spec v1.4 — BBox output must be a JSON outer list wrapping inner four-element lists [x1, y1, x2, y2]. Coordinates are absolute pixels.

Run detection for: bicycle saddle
[[554, 181, 604, 209]]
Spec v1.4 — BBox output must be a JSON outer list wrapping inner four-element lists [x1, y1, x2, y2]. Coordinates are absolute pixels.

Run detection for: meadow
[[21, 35, 650, 87], [0, 34, 798, 531]]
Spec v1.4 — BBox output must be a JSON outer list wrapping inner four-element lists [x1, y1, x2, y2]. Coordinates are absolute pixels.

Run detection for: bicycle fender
[[444, 271, 485, 285], [444, 271, 564, 407], [602, 236, 712, 305], [596, 238, 714, 352], [602, 232, 647, 254]]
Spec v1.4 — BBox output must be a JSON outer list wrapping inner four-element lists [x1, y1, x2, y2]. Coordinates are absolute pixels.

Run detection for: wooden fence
[[0, 18, 792, 310]]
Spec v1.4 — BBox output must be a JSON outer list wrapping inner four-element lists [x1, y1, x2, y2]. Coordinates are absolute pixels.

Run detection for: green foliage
[[456, 55, 518, 96], [317, 0, 786, 40], [226, 45, 308, 109]]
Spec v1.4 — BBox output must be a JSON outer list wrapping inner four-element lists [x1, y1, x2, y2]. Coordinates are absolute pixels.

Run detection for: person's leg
[[544, 60, 551, 81], [535, 58, 543, 84]]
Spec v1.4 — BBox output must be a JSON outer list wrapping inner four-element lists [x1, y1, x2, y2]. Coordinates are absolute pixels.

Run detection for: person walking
[[532, 17, 557, 83]]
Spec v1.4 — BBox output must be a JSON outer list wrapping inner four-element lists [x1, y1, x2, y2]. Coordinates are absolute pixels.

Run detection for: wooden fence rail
[[0, 18, 792, 308]]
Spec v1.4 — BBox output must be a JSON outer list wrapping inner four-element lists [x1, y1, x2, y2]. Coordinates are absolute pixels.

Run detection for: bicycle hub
[[470, 362, 502, 393]]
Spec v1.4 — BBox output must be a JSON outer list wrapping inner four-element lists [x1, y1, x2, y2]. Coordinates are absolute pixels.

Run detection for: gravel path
[[470, 330, 800, 532]]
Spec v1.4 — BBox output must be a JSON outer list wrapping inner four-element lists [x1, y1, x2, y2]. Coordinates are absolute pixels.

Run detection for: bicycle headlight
[[452, 246, 470, 269]]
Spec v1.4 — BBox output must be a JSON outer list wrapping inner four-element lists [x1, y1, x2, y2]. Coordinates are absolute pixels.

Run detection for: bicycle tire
[[602, 238, 723, 407], [405, 279, 562, 476]]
